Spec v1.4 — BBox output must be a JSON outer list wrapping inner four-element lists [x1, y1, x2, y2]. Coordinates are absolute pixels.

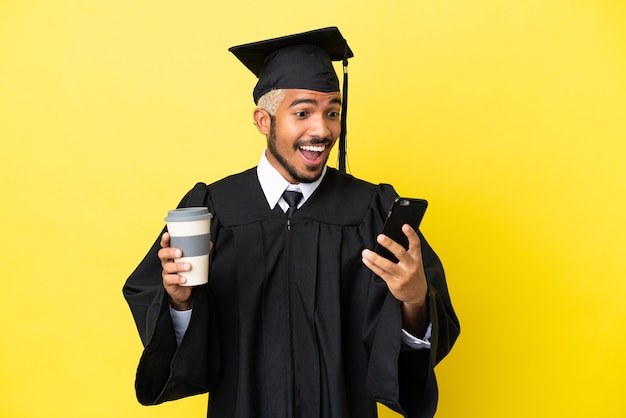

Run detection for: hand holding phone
[[374, 197, 428, 263]]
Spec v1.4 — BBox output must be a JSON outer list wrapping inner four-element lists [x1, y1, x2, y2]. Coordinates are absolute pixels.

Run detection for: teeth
[[300, 145, 325, 152]]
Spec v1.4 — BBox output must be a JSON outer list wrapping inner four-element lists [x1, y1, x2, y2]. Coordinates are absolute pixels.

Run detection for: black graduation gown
[[123, 167, 459, 418]]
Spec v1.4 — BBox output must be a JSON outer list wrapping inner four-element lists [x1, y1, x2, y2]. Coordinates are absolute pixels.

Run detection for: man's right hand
[[158, 231, 195, 311]]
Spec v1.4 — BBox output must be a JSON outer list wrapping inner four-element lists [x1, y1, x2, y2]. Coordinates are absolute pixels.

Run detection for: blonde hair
[[257, 89, 285, 115]]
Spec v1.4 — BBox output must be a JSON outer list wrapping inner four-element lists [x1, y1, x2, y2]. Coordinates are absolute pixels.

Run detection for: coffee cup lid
[[165, 207, 213, 222]]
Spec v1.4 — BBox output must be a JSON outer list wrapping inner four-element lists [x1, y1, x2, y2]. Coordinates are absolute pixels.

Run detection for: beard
[[267, 115, 330, 184]]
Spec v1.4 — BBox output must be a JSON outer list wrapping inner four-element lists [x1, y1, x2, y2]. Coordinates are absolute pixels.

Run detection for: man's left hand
[[362, 224, 429, 335]]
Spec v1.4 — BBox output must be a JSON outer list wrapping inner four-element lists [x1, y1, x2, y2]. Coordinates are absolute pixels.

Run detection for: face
[[262, 89, 342, 184]]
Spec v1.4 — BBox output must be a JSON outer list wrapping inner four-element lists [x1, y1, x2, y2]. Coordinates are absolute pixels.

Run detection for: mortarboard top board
[[229, 27, 354, 173], [229, 27, 353, 77]]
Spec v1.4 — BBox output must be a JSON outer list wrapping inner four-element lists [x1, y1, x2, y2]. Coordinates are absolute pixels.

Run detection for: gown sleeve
[[362, 184, 460, 418], [122, 182, 218, 405]]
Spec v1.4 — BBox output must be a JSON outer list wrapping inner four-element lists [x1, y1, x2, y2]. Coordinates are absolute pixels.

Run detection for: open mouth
[[299, 144, 327, 164]]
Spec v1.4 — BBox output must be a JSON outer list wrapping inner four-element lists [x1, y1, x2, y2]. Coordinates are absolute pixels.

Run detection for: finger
[[403, 224, 422, 255], [158, 246, 183, 263], [376, 233, 408, 263], [160, 231, 171, 248], [361, 248, 398, 280], [163, 271, 189, 286], [162, 260, 191, 275]]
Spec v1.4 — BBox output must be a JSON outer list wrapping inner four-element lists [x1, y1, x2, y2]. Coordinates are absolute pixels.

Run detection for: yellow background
[[1, 0, 625, 417]]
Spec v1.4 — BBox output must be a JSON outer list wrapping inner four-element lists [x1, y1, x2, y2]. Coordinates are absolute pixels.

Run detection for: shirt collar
[[257, 150, 326, 210]]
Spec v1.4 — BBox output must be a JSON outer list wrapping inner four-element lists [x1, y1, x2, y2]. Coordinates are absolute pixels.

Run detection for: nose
[[307, 114, 332, 139]]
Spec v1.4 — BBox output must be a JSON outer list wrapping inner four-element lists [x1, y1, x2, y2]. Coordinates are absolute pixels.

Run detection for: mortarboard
[[229, 27, 353, 173]]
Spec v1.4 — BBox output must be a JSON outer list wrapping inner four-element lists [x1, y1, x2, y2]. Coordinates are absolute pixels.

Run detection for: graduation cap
[[229, 27, 354, 173]]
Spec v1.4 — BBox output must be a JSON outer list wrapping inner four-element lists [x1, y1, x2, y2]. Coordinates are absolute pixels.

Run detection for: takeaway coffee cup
[[165, 207, 213, 286]]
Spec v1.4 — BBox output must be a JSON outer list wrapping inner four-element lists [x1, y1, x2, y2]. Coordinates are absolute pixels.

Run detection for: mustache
[[294, 137, 332, 149]]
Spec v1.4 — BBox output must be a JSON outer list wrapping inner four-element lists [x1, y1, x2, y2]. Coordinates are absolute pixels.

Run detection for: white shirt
[[256, 148, 325, 212], [171, 151, 432, 348]]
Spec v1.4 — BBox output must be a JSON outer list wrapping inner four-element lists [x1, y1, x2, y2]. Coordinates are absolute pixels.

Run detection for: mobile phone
[[374, 197, 428, 263]]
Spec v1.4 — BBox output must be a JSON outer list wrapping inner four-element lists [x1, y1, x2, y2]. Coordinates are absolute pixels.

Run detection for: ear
[[253, 108, 271, 135]]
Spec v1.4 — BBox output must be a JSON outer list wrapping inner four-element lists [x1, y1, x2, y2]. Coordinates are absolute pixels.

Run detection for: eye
[[294, 110, 309, 118], [328, 111, 340, 119]]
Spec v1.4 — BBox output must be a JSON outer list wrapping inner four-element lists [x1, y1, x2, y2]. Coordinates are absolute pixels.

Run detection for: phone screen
[[374, 197, 428, 262]]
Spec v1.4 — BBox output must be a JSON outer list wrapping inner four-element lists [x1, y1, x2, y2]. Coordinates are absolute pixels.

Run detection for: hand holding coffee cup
[[164, 207, 213, 287]]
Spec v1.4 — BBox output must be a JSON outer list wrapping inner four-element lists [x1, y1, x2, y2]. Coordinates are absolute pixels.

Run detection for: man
[[123, 27, 459, 418]]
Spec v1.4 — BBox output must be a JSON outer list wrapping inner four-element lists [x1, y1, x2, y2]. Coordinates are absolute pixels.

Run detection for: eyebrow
[[287, 97, 342, 108]]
